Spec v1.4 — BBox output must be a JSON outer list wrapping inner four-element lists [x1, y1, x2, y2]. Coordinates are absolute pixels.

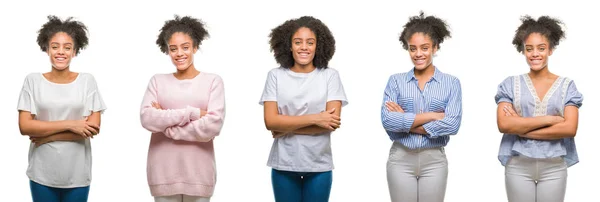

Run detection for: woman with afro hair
[[495, 15, 582, 202], [259, 16, 348, 202], [17, 16, 107, 202], [381, 12, 462, 202], [140, 15, 225, 202]]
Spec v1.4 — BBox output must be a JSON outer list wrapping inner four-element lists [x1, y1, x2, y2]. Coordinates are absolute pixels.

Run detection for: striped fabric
[[381, 67, 462, 149]]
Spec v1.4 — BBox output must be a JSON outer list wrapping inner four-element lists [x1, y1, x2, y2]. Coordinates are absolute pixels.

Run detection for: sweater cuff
[[188, 106, 201, 121]]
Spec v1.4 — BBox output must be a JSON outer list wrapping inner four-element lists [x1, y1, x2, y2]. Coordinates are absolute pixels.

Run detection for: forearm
[[410, 113, 436, 128], [140, 106, 198, 133], [522, 122, 577, 140], [20, 119, 72, 137], [410, 126, 428, 135], [266, 114, 317, 132], [287, 125, 332, 135], [498, 116, 558, 135], [46, 132, 87, 142]]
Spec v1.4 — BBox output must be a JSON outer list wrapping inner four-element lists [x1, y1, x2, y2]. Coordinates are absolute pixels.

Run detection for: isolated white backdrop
[[0, 0, 597, 201]]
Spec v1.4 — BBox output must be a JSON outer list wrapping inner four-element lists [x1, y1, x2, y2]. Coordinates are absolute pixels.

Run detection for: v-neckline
[[523, 74, 562, 104]]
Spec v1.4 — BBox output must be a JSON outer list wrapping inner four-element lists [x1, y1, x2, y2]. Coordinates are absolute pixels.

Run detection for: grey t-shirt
[[259, 67, 348, 172], [17, 73, 106, 188]]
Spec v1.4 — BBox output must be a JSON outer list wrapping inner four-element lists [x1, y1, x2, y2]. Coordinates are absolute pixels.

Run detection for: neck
[[174, 64, 200, 80], [414, 64, 435, 79], [49, 66, 72, 78], [291, 62, 316, 73], [528, 65, 552, 79]]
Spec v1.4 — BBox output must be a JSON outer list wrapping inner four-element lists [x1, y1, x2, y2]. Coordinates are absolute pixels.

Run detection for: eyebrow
[[409, 43, 431, 47], [524, 44, 548, 47], [169, 42, 191, 46], [50, 42, 73, 45]]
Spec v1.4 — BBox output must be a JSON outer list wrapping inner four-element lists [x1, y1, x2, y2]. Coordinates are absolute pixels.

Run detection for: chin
[[529, 65, 546, 71], [52, 65, 69, 71]]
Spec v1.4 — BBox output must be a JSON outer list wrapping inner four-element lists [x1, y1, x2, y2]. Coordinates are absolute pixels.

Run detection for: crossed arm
[[496, 102, 578, 140], [19, 110, 101, 147], [263, 101, 342, 138]]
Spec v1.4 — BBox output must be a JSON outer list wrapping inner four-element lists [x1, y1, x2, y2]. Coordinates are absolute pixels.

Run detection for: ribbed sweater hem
[[150, 182, 215, 197]]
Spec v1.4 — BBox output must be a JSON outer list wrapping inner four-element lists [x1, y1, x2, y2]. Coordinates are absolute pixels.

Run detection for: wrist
[[188, 106, 201, 121]]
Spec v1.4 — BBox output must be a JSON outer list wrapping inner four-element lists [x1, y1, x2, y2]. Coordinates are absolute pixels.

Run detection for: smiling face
[[168, 32, 198, 71], [47, 32, 76, 71], [291, 27, 316, 69], [523, 32, 553, 71], [407, 32, 437, 71]]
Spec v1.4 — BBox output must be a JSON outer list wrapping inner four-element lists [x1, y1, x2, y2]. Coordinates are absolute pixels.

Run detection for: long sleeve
[[140, 76, 200, 133], [422, 78, 462, 138], [381, 75, 416, 133], [164, 76, 225, 142]]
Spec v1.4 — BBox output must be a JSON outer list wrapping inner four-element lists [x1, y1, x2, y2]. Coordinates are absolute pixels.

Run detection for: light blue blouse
[[495, 74, 583, 167]]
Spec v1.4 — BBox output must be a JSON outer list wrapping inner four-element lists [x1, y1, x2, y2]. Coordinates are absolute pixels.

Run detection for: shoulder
[[200, 72, 224, 83], [24, 73, 42, 82]]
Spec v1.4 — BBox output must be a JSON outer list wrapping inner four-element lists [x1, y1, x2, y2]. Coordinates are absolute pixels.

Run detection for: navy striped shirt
[[381, 67, 462, 149]]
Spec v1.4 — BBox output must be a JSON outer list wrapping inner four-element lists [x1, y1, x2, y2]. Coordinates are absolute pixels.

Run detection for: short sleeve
[[495, 76, 514, 104], [327, 69, 348, 106], [17, 74, 37, 115], [564, 80, 583, 108], [259, 69, 277, 105], [84, 74, 107, 116]]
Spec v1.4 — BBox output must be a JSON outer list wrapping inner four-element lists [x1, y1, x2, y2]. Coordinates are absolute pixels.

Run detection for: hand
[[503, 105, 519, 117], [386, 101, 404, 113], [430, 112, 445, 121], [313, 108, 341, 130], [201, 110, 207, 117], [68, 117, 99, 138], [30, 136, 53, 147], [151, 101, 163, 110], [272, 131, 287, 138]]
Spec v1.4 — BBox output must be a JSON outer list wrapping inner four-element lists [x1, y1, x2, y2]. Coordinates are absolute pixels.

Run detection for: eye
[[409, 47, 416, 52], [294, 41, 301, 45], [539, 47, 545, 51], [422, 47, 428, 51], [183, 47, 189, 50], [170, 48, 176, 52], [65, 47, 71, 50], [525, 48, 532, 52]]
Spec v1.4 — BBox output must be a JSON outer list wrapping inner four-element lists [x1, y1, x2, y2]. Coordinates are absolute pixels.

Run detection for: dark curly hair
[[512, 15, 565, 53], [156, 15, 209, 54], [269, 16, 335, 69], [36, 15, 88, 55], [399, 11, 451, 50]]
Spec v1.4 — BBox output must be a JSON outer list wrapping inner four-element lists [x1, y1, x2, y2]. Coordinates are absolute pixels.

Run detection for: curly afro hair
[[512, 15, 565, 53], [269, 16, 335, 69], [156, 15, 209, 54], [36, 15, 89, 55], [399, 11, 451, 50]]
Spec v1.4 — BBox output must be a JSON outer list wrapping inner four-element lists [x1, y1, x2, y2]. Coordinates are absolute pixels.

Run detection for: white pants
[[154, 195, 211, 202], [505, 156, 567, 202], [386, 141, 448, 202]]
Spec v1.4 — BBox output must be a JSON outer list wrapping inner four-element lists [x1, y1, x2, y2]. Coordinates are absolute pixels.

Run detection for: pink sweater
[[140, 73, 225, 197]]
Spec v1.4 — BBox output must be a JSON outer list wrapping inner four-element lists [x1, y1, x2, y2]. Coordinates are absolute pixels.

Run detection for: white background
[[0, 0, 597, 201]]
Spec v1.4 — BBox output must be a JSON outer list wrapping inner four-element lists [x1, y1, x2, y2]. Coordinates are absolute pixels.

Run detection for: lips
[[54, 57, 67, 62], [414, 58, 426, 65], [529, 58, 543, 65], [175, 58, 187, 64]]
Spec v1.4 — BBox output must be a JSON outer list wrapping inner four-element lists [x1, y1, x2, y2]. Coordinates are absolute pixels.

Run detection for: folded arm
[[422, 80, 462, 138], [163, 77, 225, 142], [523, 106, 578, 140], [496, 102, 563, 135]]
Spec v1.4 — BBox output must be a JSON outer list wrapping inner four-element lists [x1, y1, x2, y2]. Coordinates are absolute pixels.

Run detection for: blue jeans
[[271, 169, 332, 202], [30, 180, 90, 202]]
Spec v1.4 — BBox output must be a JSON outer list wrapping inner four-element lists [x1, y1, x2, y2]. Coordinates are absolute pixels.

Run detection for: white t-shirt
[[17, 73, 107, 188], [259, 67, 348, 172]]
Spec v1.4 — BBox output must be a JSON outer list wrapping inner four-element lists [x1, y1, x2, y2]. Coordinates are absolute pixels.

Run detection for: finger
[[83, 129, 93, 137], [86, 125, 98, 135], [328, 108, 336, 113], [87, 122, 100, 130]]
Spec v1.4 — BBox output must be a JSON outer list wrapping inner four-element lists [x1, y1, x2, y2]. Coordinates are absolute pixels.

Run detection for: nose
[[176, 48, 184, 56], [300, 42, 308, 50], [415, 49, 424, 57]]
